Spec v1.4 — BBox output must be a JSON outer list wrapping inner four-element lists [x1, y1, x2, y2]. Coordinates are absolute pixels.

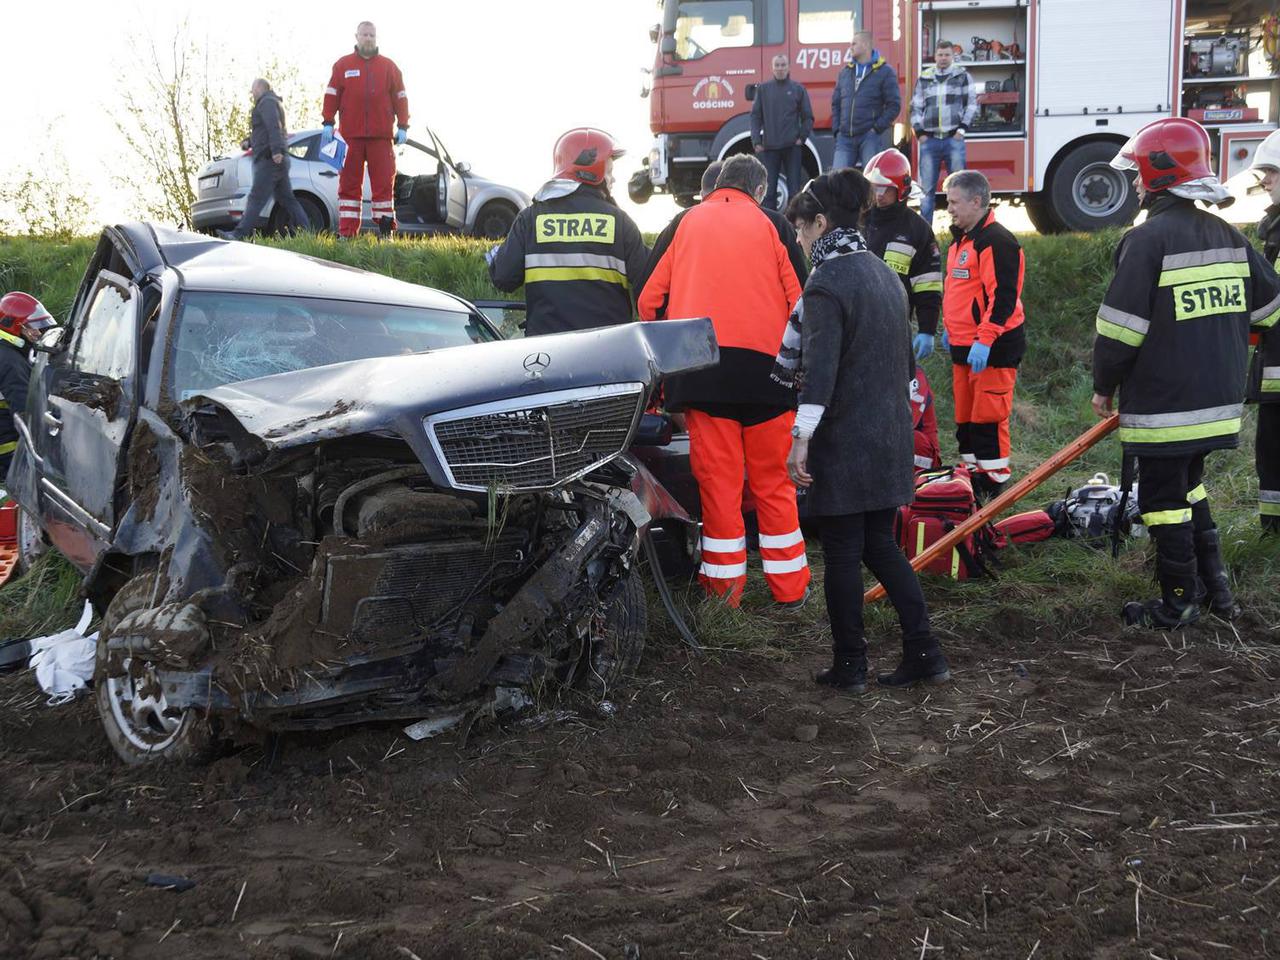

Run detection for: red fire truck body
[[634, 0, 1279, 232]]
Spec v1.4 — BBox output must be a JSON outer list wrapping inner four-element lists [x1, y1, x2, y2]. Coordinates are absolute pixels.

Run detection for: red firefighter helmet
[[0, 291, 56, 343], [1110, 117, 1213, 192], [552, 128, 625, 186], [864, 149, 913, 201]]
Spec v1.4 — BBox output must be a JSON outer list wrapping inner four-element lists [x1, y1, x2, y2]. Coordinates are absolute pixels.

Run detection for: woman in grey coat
[[777, 169, 950, 692]]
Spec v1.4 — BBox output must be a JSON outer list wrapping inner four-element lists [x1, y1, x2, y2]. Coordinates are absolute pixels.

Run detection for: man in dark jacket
[[1248, 132, 1280, 535], [221, 79, 310, 240], [831, 31, 901, 169], [751, 55, 814, 210], [488, 128, 648, 338], [638, 154, 808, 607], [1093, 118, 1280, 628], [0, 292, 56, 479]]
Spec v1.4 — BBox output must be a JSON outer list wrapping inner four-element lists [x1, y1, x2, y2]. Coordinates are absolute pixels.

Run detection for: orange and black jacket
[[638, 187, 803, 412], [943, 209, 1026, 368]]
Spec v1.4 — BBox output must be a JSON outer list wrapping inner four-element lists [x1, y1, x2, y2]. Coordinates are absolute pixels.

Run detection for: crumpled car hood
[[182, 317, 717, 461]]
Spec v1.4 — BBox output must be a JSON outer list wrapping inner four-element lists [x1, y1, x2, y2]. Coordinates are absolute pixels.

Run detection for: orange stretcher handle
[[864, 414, 1120, 604]]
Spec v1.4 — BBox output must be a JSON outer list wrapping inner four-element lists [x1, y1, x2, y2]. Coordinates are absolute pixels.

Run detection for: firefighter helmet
[[1110, 117, 1213, 192], [552, 128, 625, 186], [1251, 129, 1280, 173], [863, 149, 913, 201], [0, 291, 56, 343]]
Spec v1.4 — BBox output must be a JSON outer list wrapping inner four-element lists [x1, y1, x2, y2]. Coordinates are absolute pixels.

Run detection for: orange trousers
[[337, 137, 396, 237], [686, 408, 810, 606], [952, 364, 1017, 484]]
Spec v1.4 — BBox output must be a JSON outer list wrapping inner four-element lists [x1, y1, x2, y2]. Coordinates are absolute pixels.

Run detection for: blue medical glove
[[395, 127, 408, 146], [484, 243, 502, 267], [321, 123, 334, 145], [913, 333, 934, 361], [941, 329, 950, 352], [967, 341, 991, 374]]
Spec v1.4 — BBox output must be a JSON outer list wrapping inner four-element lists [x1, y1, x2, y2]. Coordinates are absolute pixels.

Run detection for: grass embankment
[[0, 227, 1274, 652]]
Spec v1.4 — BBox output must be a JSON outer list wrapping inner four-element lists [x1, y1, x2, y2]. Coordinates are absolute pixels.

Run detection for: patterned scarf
[[771, 226, 869, 389]]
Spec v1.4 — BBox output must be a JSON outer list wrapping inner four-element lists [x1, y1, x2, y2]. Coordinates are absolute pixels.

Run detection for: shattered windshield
[[168, 291, 497, 399]]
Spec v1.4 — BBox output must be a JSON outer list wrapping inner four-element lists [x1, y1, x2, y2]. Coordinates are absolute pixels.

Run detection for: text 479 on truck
[[630, 0, 1280, 233]]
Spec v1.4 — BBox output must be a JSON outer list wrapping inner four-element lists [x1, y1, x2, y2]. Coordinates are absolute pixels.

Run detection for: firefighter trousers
[[1257, 404, 1280, 531], [953, 363, 1017, 485], [1137, 453, 1214, 590], [686, 408, 810, 606], [337, 137, 396, 237]]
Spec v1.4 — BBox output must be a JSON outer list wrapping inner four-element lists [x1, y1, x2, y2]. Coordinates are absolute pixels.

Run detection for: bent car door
[[37, 271, 138, 564]]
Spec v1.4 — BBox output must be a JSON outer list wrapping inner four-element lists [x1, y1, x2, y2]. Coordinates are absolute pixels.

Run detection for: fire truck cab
[[634, 0, 1280, 232]]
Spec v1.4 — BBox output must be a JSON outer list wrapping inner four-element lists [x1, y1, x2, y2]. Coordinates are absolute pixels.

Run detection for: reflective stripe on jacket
[[1093, 194, 1280, 455], [942, 210, 1026, 365], [865, 201, 942, 335], [323, 49, 409, 139]]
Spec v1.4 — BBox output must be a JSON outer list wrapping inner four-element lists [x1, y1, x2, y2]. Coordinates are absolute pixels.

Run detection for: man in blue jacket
[[831, 31, 901, 170]]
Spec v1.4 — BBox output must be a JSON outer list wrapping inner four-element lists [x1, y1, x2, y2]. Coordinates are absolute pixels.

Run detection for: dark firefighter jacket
[[637, 187, 803, 412], [942, 209, 1026, 367], [865, 201, 942, 335], [1252, 205, 1280, 403], [1092, 194, 1280, 456], [0, 334, 32, 467], [488, 184, 649, 338]]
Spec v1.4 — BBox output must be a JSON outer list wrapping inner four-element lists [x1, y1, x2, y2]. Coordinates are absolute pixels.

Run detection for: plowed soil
[[1, 612, 1278, 960]]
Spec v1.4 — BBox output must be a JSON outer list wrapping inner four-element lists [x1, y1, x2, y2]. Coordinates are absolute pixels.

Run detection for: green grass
[[1, 225, 1275, 653]]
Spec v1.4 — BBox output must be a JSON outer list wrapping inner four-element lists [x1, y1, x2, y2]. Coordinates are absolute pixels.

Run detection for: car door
[[35, 271, 139, 565], [426, 129, 468, 229]]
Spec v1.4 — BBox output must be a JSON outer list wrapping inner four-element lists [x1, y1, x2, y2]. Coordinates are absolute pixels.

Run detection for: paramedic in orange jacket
[[638, 154, 809, 607], [322, 21, 410, 237], [941, 170, 1026, 499]]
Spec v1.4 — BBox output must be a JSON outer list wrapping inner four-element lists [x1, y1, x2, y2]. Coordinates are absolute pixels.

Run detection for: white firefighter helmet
[[1250, 129, 1280, 204]]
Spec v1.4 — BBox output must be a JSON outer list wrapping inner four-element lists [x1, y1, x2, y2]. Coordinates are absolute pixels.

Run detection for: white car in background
[[191, 127, 529, 238]]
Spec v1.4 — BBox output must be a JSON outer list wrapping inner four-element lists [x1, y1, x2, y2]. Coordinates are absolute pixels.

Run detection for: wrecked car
[[9, 223, 714, 764]]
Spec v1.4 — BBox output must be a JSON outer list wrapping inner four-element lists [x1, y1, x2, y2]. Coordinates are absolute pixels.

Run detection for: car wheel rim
[[1072, 163, 1127, 218], [106, 657, 185, 752]]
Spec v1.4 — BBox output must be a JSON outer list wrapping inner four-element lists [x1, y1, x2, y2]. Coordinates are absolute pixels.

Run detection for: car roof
[[119, 222, 473, 311]]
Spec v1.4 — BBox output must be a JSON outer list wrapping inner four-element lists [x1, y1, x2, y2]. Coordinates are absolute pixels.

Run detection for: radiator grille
[[429, 386, 643, 491]]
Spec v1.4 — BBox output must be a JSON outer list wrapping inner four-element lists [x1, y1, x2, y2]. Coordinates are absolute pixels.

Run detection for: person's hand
[[484, 243, 502, 267], [941, 329, 950, 351], [795, 138, 803, 145], [395, 127, 408, 146], [955, 129, 966, 140], [913, 333, 935, 361], [919, 132, 931, 140], [967, 341, 990, 374], [1091, 392, 1114, 419], [272, 153, 284, 165], [669, 412, 687, 433], [787, 437, 812, 488], [321, 123, 334, 145], [240, 137, 251, 151], [753, 144, 764, 153]]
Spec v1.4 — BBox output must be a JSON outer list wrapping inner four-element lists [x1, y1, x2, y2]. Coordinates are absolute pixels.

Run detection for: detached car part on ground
[[190, 127, 530, 238], [9, 224, 714, 764]]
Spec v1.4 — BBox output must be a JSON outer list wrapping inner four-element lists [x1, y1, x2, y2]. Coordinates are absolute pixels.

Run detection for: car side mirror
[[456, 161, 471, 175], [745, 83, 757, 102], [633, 413, 674, 447], [649, 23, 660, 43], [31, 327, 66, 354], [660, 36, 676, 55]]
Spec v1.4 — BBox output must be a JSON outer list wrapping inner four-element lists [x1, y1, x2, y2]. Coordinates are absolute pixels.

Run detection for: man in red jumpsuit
[[322, 21, 410, 238]]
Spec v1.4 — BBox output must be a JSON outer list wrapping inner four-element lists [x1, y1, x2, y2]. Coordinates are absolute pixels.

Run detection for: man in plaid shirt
[[910, 40, 978, 224]]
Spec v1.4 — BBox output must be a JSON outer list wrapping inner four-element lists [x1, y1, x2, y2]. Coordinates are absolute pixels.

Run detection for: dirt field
[[1, 604, 1278, 960]]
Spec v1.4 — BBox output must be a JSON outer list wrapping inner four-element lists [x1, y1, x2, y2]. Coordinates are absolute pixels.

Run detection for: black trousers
[[1136, 453, 1213, 581], [760, 145, 804, 211], [818, 508, 933, 658], [1257, 404, 1280, 527], [231, 155, 310, 238]]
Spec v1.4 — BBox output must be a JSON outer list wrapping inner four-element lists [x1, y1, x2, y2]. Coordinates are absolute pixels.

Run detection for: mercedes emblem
[[523, 351, 551, 379]]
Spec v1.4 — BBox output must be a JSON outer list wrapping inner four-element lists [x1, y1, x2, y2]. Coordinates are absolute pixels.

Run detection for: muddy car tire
[[581, 568, 647, 698], [95, 574, 212, 766]]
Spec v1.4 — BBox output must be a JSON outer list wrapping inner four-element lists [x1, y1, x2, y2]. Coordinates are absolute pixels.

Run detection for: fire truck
[[631, 0, 1280, 232]]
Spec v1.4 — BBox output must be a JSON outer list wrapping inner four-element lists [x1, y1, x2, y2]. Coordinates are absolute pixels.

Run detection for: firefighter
[[863, 148, 943, 361], [1092, 117, 1280, 628], [0, 292, 56, 478], [488, 128, 648, 338], [638, 154, 809, 607], [1247, 130, 1280, 535], [941, 169, 1026, 500], [322, 21, 410, 238]]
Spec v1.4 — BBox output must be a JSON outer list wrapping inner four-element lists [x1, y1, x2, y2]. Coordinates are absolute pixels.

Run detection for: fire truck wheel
[[1047, 141, 1139, 233], [1024, 195, 1064, 235]]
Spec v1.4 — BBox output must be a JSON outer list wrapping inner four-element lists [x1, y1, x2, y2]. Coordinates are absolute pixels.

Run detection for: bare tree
[[111, 22, 318, 227], [0, 127, 94, 238]]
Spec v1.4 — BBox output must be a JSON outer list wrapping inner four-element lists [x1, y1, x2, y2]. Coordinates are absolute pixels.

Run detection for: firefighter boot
[[877, 638, 951, 688], [1192, 528, 1240, 620], [815, 639, 867, 694], [1264, 515, 1280, 537], [377, 215, 395, 239], [1122, 558, 1200, 629]]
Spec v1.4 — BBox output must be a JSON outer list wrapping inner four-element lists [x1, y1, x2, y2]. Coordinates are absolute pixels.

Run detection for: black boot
[[816, 653, 867, 693], [1263, 515, 1280, 537], [377, 215, 395, 238], [972, 474, 1004, 505], [1123, 566, 1200, 629], [1193, 528, 1240, 619], [877, 639, 951, 688]]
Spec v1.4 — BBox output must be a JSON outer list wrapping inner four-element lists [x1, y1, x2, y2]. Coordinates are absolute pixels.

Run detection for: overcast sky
[[8, 0, 684, 231]]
